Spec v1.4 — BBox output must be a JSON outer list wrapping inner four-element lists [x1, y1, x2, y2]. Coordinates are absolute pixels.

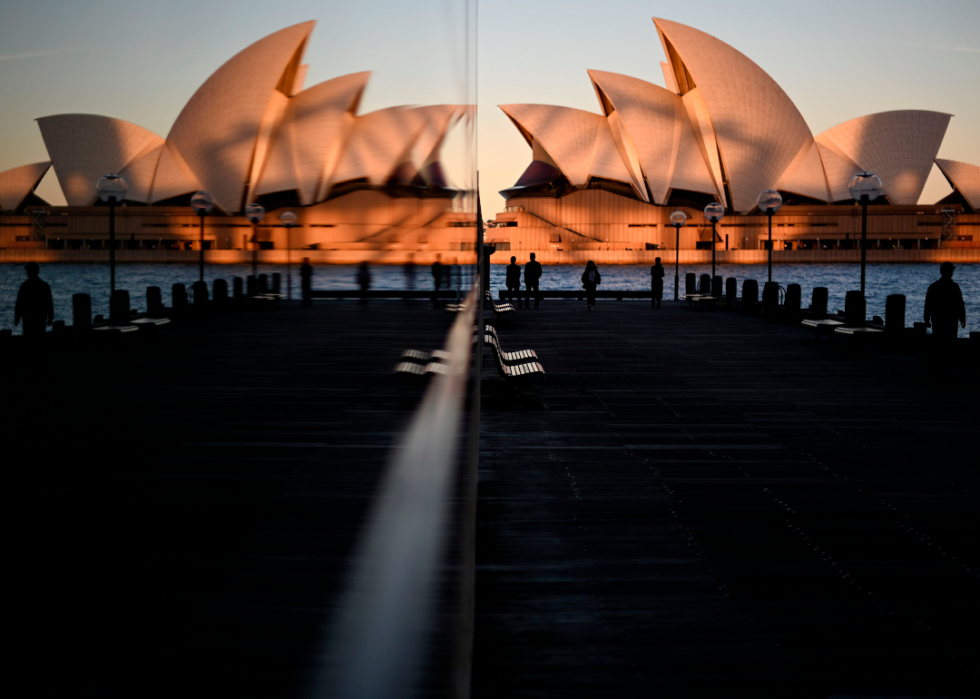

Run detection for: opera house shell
[[0, 21, 473, 256], [494, 18, 979, 255]]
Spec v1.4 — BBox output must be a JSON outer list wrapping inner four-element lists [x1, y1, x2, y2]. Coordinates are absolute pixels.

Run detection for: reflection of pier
[[5, 295, 978, 696]]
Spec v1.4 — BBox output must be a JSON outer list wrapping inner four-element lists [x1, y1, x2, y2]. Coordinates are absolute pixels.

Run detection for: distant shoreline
[[1, 249, 977, 265]]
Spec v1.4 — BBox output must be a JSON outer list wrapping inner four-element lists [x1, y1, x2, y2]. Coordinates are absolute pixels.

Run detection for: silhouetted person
[[506, 256, 522, 308], [651, 257, 665, 308], [581, 260, 601, 311], [300, 257, 313, 308], [525, 252, 542, 309], [356, 261, 372, 305], [431, 254, 443, 307], [14, 261, 54, 337], [924, 261, 966, 340], [432, 255, 443, 290]]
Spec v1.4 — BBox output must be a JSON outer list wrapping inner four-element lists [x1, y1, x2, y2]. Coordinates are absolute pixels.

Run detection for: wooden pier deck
[[5, 297, 978, 697], [474, 300, 979, 697], [6, 301, 457, 698]]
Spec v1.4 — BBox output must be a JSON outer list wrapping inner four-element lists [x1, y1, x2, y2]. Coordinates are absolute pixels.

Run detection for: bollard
[[110, 289, 131, 325], [271, 273, 281, 295], [192, 280, 208, 306], [233, 277, 244, 304], [147, 286, 164, 317], [712, 275, 723, 297], [762, 281, 780, 317], [73, 293, 92, 330], [885, 294, 906, 332], [742, 279, 758, 306], [246, 275, 257, 298], [172, 283, 188, 312], [725, 277, 737, 303], [685, 272, 696, 295], [258, 274, 269, 294], [811, 287, 828, 319], [785, 284, 802, 318], [213, 278, 228, 306], [844, 290, 865, 327], [698, 274, 711, 293]]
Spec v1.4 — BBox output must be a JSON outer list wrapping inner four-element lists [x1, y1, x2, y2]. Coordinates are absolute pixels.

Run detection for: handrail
[[309, 282, 481, 699]]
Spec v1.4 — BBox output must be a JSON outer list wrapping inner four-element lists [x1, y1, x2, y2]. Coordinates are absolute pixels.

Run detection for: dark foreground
[[6, 301, 454, 698], [474, 300, 978, 697], [5, 299, 978, 697]]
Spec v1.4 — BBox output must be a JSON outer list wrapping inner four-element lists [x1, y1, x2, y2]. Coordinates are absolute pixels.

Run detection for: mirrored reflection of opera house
[[0, 21, 475, 261], [1, 17, 979, 262], [491, 18, 979, 258]]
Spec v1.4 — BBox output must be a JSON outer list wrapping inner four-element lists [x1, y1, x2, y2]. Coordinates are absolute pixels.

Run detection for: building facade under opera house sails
[[491, 17, 980, 259], [0, 21, 478, 261]]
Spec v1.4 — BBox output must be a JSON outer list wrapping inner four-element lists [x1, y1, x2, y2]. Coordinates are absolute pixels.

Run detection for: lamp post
[[669, 210, 687, 301], [245, 203, 265, 280], [757, 189, 782, 283], [704, 201, 724, 282], [191, 191, 214, 283], [280, 211, 298, 300], [848, 171, 881, 294], [96, 174, 128, 294]]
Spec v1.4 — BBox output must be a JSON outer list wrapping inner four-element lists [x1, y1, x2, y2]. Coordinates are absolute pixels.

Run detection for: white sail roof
[[330, 106, 427, 186], [775, 139, 831, 202], [164, 21, 314, 212], [500, 104, 601, 187], [654, 18, 814, 213], [0, 161, 51, 211], [36, 114, 164, 206], [256, 71, 369, 205], [589, 70, 714, 204], [935, 158, 980, 210], [816, 110, 952, 205]]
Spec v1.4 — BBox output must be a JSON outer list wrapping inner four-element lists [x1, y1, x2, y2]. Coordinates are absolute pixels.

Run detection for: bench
[[682, 293, 718, 310], [801, 318, 844, 339], [486, 292, 516, 320], [393, 360, 448, 377], [485, 328, 544, 380], [834, 326, 884, 337], [484, 325, 539, 364]]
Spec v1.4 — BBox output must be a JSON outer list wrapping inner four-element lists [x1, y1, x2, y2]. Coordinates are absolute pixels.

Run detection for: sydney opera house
[[0, 21, 474, 256], [1, 17, 979, 260], [492, 18, 980, 255]]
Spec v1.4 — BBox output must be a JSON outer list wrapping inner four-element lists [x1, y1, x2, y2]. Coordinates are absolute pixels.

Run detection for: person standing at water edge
[[651, 257, 665, 308], [525, 252, 542, 309], [300, 258, 313, 308], [431, 255, 443, 291], [924, 261, 966, 339], [14, 261, 54, 337], [581, 260, 601, 311], [356, 261, 372, 305], [506, 256, 522, 307]]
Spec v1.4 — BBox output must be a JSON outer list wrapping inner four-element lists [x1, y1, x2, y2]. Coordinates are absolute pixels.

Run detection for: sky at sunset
[[1, 0, 978, 215]]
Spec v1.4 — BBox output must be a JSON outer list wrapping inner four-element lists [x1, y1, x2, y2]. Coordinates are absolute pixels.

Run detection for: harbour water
[[1, 262, 977, 335]]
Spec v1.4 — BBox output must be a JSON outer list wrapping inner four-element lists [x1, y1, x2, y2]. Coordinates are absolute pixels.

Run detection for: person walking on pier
[[651, 257, 665, 309], [525, 252, 542, 309], [14, 261, 54, 337], [506, 256, 523, 308], [300, 258, 313, 308], [357, 261, 372, 305], [581, 260, 601, 311], [924, 261, 966, 340]]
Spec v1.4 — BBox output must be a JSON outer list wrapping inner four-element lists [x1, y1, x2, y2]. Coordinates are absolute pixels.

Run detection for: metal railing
[[309, 281, 482, 699]]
